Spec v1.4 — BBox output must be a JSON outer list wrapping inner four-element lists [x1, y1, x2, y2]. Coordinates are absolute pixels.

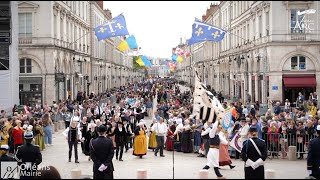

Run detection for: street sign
[[272, 86, 278, 90], [55, 73, 65, 82]]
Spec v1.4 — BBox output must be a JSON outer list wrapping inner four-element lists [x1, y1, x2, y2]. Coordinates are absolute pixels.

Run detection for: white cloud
[[103, 1, 218, 59]]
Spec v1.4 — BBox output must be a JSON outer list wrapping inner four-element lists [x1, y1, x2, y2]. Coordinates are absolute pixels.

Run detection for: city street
[[41, 117, 307, 179]]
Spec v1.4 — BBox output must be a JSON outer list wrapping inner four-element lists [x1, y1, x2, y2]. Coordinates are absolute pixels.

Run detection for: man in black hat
[[307, 125, 320, 179], [114, 121, 126, 161], [15, 132, 42, 179], [90, 125, 114, 179], [122, 118, 132, 152], [241, 126, 267, 179]]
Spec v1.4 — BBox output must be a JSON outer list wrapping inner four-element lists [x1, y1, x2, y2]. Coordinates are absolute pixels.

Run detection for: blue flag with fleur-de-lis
[[94, 14, 130, 41], [188, 19, 226, 46]]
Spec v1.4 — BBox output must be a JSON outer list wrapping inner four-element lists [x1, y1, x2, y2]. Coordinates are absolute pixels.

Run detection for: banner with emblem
[[222, 108, 232, 130], [230, 132, 243, 153]]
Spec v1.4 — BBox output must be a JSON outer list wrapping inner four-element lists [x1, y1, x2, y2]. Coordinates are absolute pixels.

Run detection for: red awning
[[283, 77, 316, 87]]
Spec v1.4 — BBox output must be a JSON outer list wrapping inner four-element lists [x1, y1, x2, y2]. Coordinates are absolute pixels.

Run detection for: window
[[19, 84, 23, 92], [266, 11, 269, 36], [291, 9, 305, 33], [19, 13, 32, 38], [253, 18, 256, 39], [291, 55, 306, 70], [20, 58, 32, 73], [258, 15, 262, 37], [30, 84, 42, 92], [54, 15, 57, 38]]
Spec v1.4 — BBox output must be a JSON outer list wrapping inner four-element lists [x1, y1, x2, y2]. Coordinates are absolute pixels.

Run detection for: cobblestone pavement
[[41, 116, 308, 179]]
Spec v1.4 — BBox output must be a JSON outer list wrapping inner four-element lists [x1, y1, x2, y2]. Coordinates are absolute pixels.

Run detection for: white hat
[[72, 116, 80, 122], [317, 125, 320, 131], [0, 145, 9, 150]]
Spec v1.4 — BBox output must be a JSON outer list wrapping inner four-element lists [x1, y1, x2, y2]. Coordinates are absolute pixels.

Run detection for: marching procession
[[0, 73, 319, 179]]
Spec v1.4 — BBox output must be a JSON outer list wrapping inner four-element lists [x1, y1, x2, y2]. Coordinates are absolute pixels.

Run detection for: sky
[[103, 1, 218, 59]]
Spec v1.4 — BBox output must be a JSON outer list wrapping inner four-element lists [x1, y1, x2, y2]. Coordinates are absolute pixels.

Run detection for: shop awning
[[283, 77, 316, 87]]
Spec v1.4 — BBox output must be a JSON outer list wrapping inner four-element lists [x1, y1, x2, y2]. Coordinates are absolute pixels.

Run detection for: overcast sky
[[104, 1, 218, 59]]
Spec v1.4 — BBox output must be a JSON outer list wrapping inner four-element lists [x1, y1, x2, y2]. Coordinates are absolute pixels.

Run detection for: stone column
[[248, 72, 252, 104], [70, 75, 74, 100], [316, 72, 320, 108], [255, 73, 259, 102]]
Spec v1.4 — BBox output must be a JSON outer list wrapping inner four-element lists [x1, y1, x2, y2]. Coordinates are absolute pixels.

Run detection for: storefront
[[19, 77, 42, 105], [283, 74, 316, 104]]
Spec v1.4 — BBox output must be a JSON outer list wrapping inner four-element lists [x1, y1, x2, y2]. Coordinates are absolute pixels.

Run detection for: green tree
[[132, 56, 146, 70]]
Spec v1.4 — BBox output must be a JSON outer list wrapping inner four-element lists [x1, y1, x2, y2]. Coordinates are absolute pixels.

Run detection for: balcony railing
[[290, 33, 306, 40], [19, 38, 32, 44]]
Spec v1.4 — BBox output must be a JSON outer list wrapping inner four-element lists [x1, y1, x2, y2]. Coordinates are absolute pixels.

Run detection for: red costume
[[166, 125, 176, 151]]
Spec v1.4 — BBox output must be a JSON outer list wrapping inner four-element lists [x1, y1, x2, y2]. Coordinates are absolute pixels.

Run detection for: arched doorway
[[282, 55, 316, 105]]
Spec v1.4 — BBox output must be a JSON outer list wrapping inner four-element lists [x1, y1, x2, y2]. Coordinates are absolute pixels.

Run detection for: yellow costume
[[133, 128, 147, 157], [148, 130, 157, 150]]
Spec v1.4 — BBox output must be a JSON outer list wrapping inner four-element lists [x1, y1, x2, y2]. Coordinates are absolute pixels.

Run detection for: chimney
[[104, 9, 112, 19], [96, 1, 103, 10], [202, 14, 207, 21]]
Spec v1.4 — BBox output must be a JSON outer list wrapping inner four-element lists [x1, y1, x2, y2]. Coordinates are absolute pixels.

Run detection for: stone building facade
[[17, 1, 141, 105], [176, 1, 320, 105]]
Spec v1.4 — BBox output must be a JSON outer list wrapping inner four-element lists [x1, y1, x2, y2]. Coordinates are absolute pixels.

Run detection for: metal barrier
[[262, 133, 317, 159]]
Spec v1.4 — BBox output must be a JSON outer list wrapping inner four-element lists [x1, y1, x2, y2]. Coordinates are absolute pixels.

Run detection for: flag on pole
[[136, 57, 145, 66], [94, 14, 130, 41], [142, 56, 152, 67], [191, 68, 225, 123], [230, 132, 243, 153], [188, 19, 226, 46], [117, 35, 138, 51]]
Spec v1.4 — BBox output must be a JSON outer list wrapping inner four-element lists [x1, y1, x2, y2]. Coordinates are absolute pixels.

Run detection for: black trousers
[[93, 171, 114, 179], [68, 141, 78, 160], [311, 168, 320, 179], [116, 142, 124, 159], [125, 136, 130, 151], [244, 166, 264, 179], [155, 136, 164, 155], [202, 139, 209, 157], [65, 121, 70, 129]]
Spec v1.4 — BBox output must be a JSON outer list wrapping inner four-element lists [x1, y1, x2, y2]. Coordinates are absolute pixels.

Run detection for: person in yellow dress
[[34, 120, 46, 151], [148, 120, 157, 151], [0, 126, 9, 146], [133, 122, 147, 158]]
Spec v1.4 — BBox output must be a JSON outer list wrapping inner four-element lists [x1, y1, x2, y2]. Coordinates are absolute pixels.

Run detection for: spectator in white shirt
[[152, 117, 167, 157]]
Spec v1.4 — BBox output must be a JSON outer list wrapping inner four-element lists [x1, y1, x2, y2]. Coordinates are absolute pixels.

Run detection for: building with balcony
[[17, 1, 135, 105], [176, 1, 320, 105]]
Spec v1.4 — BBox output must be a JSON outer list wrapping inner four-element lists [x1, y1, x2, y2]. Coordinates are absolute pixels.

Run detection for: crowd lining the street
[[0, 77, 319, 178]]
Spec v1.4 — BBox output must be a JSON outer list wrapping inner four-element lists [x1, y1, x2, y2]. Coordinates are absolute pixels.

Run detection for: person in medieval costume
[[202, 120, 225, 179]]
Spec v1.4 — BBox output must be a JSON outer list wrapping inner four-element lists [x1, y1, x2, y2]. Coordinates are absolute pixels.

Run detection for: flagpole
[[67, 30, 93, 49]]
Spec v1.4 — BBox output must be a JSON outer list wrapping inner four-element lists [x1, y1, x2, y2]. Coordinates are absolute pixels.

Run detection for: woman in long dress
[[34, 120, 45, 151], [193, 119, 203, 153], [181, 119, 193, 153], [84, 122, 97, 160], [166, 123, 176, 151], [218, 125, 235, 169], [148, 120, 157, 151], [133, 122, 147, 158]]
